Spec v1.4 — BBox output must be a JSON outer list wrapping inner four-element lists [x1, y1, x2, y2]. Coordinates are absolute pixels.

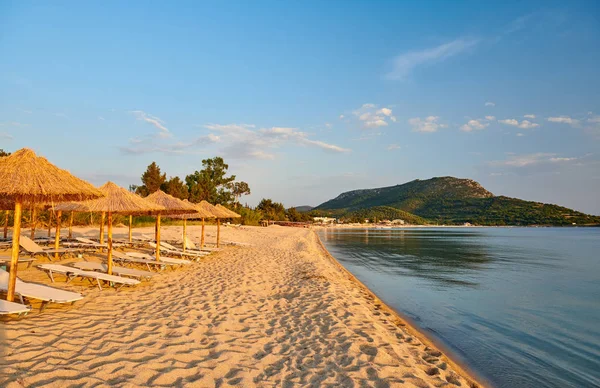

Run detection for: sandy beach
[[1, 225, 480, 387]]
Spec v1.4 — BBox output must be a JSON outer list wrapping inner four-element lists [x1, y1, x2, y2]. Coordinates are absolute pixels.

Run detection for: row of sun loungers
[[1, 234, 218, 315]]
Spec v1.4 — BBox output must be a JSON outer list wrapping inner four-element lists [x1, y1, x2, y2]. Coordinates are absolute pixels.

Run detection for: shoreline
[[2, 225, 487, 386], [313, 229, 488, 388]]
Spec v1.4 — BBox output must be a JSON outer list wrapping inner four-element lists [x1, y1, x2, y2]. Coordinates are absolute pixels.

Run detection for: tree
[[135, 162, 166, 197], [230, 181, 251, 208], [163, 176, 189, 200], [185, 157, 236, 204], [257, 198, 286, 221], [0, 149, 10, 157]]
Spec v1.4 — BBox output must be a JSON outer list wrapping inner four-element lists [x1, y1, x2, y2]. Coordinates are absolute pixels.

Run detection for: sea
[[318, 227, 600, 388]]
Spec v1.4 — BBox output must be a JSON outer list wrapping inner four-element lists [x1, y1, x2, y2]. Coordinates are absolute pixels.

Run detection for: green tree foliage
[[185, 157, 236, 204], [230, 181, 251, 207], [134, 162, 166, 197], [256, 198, 286, 220], [162, 176, 189, 200], [0, 149, 11, 157], [285, 207, 313, 222]]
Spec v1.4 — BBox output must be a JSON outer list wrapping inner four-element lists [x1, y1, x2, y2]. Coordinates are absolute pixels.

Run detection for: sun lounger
[[161, 241, 209, 256], [37, 264, 140, 290], [127, 251, 192, 266], [0, 299, 31, 316], [19, 235, 81, 260], [0, 268, 83, 311], [0, 257, 36, 268], [184, 237, 220, 252], [72, 262, 156, 281], [111, 251, 169, 271], [149, 242, 205, 260]]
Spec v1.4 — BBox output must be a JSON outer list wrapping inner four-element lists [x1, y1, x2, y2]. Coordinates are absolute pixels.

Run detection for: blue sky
[[1, 1, 599, 214]]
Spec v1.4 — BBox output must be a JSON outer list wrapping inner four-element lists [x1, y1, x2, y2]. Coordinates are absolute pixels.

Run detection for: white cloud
[[547, 116, 580, 126], [499, 118, 539, 129], [516, 133, 525, 137], [119, 133, 219, 155], [387, 144, 401, 151], [19, 109, 33, 114], [524, 114, 536, 119], [485, 102, 495, 107], [202, 123, 350, 160], [490, 153, 578, 167], [98, 116, 105, 121], [352, 104, 396, 129], [408, 116, 445, 133], [386, 38, 480, 80], [339, 115, 345, 119], [588, 116, 600, 124], [0, 132, 13, 140], [130, 110, 170, 135], [485, 116, 496, 121], [460, 119, 489, 132]]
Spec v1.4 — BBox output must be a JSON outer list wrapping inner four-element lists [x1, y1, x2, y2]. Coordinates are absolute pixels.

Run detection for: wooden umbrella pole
[[183, 218, 187, 252], [47, 211, 52, 237], [54, 210, 62, 260], [30, 207, 37, 239], [128, 215, 133, 243], [155, 215, 161, 261], [68, 211, 74, 239], [107, 212, 113, 275], [6, 201, 22, 302], [3, 211, 8, 239], [99, 211, 105, 244], [201, 218, 205, 248], [217, 218, 221, 248]]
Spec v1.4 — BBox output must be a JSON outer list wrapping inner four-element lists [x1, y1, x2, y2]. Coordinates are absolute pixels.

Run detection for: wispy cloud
[[387, 144, 401, 151], [408, 116, 446, 133], [203, 123, 350, 160], [386, 38, 480, 81], [490, 152, 578, 167], [351, 103, 397, 129], [130, 110, 170, 136], [547, 116, 580, 126], [53, 113, 69, 119], [98, 116, 106, 121], [524, 114, 536, 119], [119, 133, 219, 155], [485, 102, 496, 107], [0, 132, 13, 140], [499, 118, 539, 129]]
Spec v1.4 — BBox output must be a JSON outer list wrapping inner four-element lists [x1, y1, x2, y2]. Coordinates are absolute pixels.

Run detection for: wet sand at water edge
[[0, 225, 482, 387]]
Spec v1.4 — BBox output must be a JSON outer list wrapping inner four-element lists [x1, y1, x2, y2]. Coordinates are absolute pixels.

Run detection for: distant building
[[313, 217, 336, 224], [391, 219, 405, 225]]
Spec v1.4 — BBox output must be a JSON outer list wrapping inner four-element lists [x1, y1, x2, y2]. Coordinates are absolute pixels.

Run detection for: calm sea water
[[318, 227, 600, 388]]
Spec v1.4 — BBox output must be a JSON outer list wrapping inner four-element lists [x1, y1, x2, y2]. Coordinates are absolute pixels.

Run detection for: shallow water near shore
[[318, 227, 600, 388]]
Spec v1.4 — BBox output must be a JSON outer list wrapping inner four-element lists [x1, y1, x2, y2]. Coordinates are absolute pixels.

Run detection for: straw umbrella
[[0, 148, 103, 302], [214, 204, 241, 248], [145, 190, 197, 261], [57, 182, 166, 274]]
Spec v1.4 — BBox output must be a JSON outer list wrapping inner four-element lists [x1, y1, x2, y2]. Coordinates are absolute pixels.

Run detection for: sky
[[1, 1, 599, 214]]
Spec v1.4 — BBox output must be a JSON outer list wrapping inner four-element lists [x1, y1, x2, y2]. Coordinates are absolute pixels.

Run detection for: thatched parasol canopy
[[215, 204, 241, 218], [0, 148, 103, 302], [196, 200, 219, 218], [57, 181, 166, 214], [0, 148, 103, 203]]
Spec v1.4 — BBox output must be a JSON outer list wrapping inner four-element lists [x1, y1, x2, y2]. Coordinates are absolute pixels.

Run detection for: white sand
[[0, 225, 481, 387]]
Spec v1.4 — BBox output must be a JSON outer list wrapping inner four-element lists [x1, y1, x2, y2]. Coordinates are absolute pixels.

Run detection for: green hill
[[315, 177, 600, 226]]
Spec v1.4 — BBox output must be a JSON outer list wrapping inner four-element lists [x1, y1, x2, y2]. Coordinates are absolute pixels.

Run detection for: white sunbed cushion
[[126, 251, 192, 265], [0, 268, 83, 303], [38, 264, 140, 286], [73, 262, 155, 279], [0, 299, 31, 315]]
